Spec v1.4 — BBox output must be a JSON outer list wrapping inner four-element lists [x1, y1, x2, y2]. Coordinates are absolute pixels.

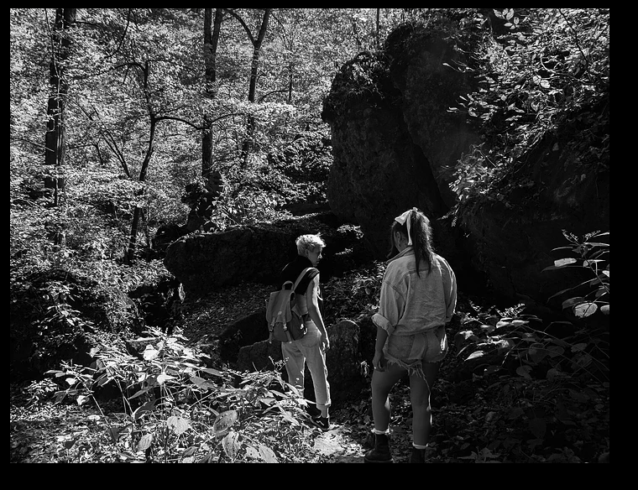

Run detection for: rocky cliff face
[[322, 23, 609, 302], [322, 30, 482, 286], [458, 128, 610, 300]]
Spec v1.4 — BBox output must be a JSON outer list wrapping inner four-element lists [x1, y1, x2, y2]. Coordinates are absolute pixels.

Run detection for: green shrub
[[447, 9, 609, 210], [456, 229, 609, 386], [44, 327, 322, 463], [542, 230, 609, 320]]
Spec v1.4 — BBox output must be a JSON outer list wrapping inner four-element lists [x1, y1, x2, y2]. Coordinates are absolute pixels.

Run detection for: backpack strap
[[292, 267, 314, 293]]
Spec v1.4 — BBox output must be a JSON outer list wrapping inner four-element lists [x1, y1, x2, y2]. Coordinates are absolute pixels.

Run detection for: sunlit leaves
[[212, 409, 238, 437], [221, 430, 240, 461], [573, 302, 598, 318], [448, 8, 609, 206], [257, 443, 279, 463], [137, 433, 153, 451], [167, 416, 190, 436]]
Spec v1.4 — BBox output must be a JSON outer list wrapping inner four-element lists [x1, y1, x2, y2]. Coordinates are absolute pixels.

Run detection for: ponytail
[[388, 208, 435, 276], [411, 211, 434, 276]]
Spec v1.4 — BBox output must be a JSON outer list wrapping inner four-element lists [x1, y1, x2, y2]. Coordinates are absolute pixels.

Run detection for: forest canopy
[[11, 8, 408, 260], [10, 8, 609, 265]]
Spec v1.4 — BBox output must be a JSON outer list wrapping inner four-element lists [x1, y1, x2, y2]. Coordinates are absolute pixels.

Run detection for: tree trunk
[[236, 8, 271, 167], [126, 116, 156, 263], [202, 8, 223, 179], [45, 8, 76, 206], [376, 8, 381, 50], [247, 9, 271, 104], [288, 61, 294, 104], [126, 62, 156, 263], [352, 19, 362, 52]]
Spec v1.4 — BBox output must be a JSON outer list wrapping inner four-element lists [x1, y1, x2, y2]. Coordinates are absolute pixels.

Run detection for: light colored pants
[[281, 320, 331, 408]]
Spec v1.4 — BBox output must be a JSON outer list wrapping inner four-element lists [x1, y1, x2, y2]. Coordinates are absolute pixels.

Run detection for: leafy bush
[[445, 229, 610, 463], [322, 50, 397, 124], [542, 230, 609, 320], [265, 130, 332, 208], [447, 8, 609, 208], [43, 327, 323, 463], [323, 261, 385, 322], [456, 229, 609, 384]]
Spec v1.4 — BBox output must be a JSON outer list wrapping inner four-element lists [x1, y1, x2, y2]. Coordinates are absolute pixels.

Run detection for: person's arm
[[306, 274, 329, 350], [441, 258, 458, 323], [371, 268, 405, 371], [372, 325, 388, 371]]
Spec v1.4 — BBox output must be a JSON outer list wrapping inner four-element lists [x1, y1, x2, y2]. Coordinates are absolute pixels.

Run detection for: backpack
[[266, 267, 315, 343]]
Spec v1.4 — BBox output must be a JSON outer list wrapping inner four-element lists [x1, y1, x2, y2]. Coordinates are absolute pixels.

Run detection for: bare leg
[[370, 363, 406, 432], [409, 361, 440, 446]]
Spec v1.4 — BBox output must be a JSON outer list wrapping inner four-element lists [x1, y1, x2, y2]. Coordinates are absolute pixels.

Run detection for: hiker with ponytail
[[364, 208, 457, 464]]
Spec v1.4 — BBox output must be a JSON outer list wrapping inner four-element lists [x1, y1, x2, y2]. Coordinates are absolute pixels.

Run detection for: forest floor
[[10, 268, 610, 464]]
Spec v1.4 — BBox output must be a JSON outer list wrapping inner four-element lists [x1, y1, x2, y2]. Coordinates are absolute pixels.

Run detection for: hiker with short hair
[[365, 208, 457, 463], [279, 234, 331, 430]]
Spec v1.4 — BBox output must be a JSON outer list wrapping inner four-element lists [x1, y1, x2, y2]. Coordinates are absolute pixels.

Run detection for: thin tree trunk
[[376, 8, 381, 50], [45, 8, 76, 207], [126, 62, 156, 263], [288, 62, 294, 104], [126, 116, 155, 263], [247, 9, 270, 104], [352, 19, 362, 52], [229, 8, 271, 167], [202, 8, 223, 179]]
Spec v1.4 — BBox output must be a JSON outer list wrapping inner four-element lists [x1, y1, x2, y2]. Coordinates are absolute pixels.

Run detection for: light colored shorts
[[383, 325, 448, 378]]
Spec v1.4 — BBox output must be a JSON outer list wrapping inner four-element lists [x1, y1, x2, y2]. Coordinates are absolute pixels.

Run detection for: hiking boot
[[364, 433, 393, 463], [410, 447, 426, 463], [312, 416, 330, 431], [305, 404, 321, 418]]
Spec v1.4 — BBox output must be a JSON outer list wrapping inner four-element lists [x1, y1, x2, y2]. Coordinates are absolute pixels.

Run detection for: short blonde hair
[[296, 234, 326, 255]]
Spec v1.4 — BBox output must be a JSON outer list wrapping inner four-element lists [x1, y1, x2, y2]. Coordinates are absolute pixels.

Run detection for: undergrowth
[[14, 327, 323, 463], [10, 229, 609, 463]]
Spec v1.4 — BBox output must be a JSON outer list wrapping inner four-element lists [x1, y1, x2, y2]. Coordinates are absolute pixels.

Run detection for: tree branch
[[557, 9, 590, 73], [154, 115, 203, 130], [224, 8, 255, 45], [108, 8, 131, 59], [10, 136, 53, 152], [155, 112, 246, 130], [74, 102, 131, 178], [258, 88, 288, 103]]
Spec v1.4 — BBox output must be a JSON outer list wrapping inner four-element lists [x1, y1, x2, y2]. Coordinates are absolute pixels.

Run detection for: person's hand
[[321, 335, 330, 351], [372, 351, 386, 372]]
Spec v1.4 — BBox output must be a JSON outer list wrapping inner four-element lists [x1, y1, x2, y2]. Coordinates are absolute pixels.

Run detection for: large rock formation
[[322, 22, 609, 303], [236, 319, 369, 407], [321, 32, 479, 273], [458, 127, 610, 300], [163, 212, 361, 295], [385, 25, 481, 210]]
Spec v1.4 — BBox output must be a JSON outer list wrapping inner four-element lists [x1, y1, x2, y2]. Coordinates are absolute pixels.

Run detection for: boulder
[[235, 319, 374, 407], [385, 25, 481, 210], [457, 128, 609, 300], [322, 21, 609, 303], [218, 309, 268, 363], [152, 223, 189, 256], [236, 339, 284, 372], [164, 212, 358, 296], [322, 36, 478, 273]]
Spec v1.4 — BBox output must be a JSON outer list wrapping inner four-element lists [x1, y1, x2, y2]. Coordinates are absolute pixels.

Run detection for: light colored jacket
[[372, 247, 457, 336]]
